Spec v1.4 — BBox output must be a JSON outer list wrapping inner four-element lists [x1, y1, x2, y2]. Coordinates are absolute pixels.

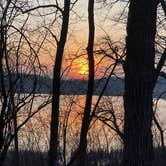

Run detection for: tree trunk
[[48, 1, 70, 166], [13, 113, 19, 166], [0, 10, 7, 166], [123, 0, 157, 166], [77, 0, 95, 165]]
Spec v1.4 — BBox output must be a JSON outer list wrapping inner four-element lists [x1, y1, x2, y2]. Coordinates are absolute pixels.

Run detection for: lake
[[17, 95, 166, 160]]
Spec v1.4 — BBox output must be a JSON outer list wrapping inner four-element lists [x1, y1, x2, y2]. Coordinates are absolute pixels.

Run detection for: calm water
[[17, 95, 166, 158]]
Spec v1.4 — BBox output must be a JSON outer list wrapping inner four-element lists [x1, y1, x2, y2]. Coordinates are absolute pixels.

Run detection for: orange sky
[[62, 51, 113, 80], [30, 0, 126, 80], [37, 36, 116, 80]]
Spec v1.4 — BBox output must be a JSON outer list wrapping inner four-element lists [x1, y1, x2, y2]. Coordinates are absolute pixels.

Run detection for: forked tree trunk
[[48, 1, 70, 166], [123, 0, 157, 166]]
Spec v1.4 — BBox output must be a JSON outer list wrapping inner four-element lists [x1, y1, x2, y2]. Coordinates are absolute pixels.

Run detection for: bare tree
[[0, 1, 51, 165], [75, 0, 95, 165], [123, 0, 158, 165], [48, 1, 71, 166]]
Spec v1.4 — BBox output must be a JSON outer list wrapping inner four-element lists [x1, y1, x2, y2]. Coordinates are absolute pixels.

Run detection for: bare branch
[[20, 4, 63, 15]]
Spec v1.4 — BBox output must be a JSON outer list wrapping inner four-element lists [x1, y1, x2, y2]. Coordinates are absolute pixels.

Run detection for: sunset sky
[[18, 0, 127, 79]]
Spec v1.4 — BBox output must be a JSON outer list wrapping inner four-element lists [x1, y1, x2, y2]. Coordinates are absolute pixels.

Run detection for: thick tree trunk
[[77, 0, 95, 165], [48, 1, 70, 166], [123, 0, 157, 166]]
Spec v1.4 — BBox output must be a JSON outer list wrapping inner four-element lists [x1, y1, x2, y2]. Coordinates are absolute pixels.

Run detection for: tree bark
[[123, 0, 157, 166], [48, 1, 70, 166]]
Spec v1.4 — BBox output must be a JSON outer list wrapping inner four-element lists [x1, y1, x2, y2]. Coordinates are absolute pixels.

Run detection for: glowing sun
[[77, 58, 89, 75]]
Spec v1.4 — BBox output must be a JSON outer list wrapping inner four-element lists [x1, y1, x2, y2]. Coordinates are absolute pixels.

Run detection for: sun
[[77, 58, 89, 75], [79, 65, 88, 75]]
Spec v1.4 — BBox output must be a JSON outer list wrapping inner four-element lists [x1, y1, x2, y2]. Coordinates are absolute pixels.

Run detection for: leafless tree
[[48, 0, 71, 166], [75, 0, 95, 165], [0, 1, 52, 165]]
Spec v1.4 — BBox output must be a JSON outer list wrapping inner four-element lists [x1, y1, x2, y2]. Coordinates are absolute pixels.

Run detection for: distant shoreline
[[1, 74, 166, 99]]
